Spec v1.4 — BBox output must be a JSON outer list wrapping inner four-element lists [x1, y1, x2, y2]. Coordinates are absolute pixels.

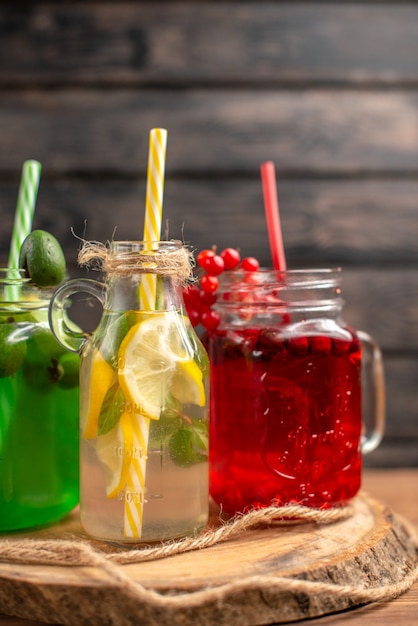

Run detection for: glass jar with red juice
[[205, 269, 385, 515]]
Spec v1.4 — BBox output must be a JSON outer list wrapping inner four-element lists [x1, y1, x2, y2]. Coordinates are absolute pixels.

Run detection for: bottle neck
[[102, 241, 189, 313], [105, 273, 185, 313]]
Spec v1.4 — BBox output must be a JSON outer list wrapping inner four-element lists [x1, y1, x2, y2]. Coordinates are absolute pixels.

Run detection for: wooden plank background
[[0, 2, 417, 466]]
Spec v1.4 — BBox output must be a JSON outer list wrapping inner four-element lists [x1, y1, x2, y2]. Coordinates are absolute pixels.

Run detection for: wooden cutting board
[[0, 493, 416, 626]]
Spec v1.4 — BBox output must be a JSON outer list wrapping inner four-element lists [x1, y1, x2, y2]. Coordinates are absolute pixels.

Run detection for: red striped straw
[[260, 161, 287, 271]]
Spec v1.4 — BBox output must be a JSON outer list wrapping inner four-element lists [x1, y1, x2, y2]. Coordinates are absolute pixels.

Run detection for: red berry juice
[[207, 327, 362, 514]]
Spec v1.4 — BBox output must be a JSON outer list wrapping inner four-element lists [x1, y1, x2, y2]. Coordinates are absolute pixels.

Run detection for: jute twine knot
[[77, 239, 194, 284]]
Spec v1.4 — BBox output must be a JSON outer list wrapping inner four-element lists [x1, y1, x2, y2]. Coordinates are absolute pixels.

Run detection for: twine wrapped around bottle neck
[[77, 240, 194, 284]]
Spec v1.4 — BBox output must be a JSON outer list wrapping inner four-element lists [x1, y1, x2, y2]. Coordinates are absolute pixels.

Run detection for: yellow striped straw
[[123, 128, 168, 539], [141, 127, 168, 309]]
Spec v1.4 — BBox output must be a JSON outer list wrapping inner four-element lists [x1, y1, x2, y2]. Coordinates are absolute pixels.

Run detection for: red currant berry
[[242, 271, 261, 285], [187, 308, 201, 327], [332, 338, 351, 355], [220, 247, 241, 270], [200, 290, 217, 306], [200, 275, 219, 294], [201, 309, 221, 331], [183, 284, 201, 307], [197, 249, 215, 270], [287, 336, 309, 356], [310, 336, 332, 355], [204, 254, 225, 276], [241, 256, 260, 272]]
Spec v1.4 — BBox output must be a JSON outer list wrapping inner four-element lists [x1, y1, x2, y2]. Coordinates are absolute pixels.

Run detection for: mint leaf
[[97, 313, 129, 368], [149, 394, 182, 447], [160, 393, 183, 420], [168, 422, 209, 467], [191, 422, 209, 457], [98, 383, 126, 436]]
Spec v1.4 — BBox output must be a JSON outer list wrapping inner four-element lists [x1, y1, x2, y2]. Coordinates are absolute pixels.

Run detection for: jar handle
[[358, 330, 385, 454], [48, 278, 105, 353]]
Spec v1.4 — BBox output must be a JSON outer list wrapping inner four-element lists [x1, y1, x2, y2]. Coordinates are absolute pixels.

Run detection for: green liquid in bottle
[[0, 315, 79, 531]]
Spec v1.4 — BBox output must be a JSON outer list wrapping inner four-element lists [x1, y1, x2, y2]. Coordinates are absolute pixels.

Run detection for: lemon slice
[[118, 312, 198, 420], [171, 359, 206, 407], [123, 311, 191, 362], [81, 349, 116, 439], [96, 410, 133, 498]]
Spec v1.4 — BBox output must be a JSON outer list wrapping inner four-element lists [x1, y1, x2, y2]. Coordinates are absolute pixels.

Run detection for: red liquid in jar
[[207, 328, 362, 514]]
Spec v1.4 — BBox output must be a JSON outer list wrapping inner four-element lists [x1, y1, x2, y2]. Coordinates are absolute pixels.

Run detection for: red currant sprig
[[240, 256, 260, 272], [220, 247, 241, 270], [183, 246, 260, 331], [197, 250, 225, 276]]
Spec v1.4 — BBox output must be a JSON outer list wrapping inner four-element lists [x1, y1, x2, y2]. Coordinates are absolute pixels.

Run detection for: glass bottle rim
[[217, 267, 342, 288], [214, 267, 344, 316], [0, 268, 31, 284], [0, 268, 53, 309]]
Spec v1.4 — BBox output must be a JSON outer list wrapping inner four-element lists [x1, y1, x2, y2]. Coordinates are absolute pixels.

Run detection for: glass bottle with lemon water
[[49, 241, 209, 544], [0, 269, 79, 531]]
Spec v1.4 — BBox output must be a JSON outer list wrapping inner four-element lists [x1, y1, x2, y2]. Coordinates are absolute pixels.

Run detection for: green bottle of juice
[[0, 269, 79, 531]]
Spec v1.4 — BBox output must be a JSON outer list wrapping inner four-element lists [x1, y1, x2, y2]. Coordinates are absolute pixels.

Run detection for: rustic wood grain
[[0, 492, 416, 626], [1, 4, 418, 85], [304, 469, 418, 626], [0, 0, 416, 469], [0, 90, 417, 173], [0, 4, 416, 624], [38, 265, 418, 355], [382, 357, 418, 432], [0, 470, 416, 626], [1, 179, 417, 267], [1, 176, 417, 457], [365, 441, 418, 469]]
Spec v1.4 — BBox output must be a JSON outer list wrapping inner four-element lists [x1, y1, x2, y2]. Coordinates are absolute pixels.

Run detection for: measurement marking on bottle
[[117, 490, 145, 504], [113, 446, 147, 459], [121, 399, 146, 415], [147, 444, 164, 498]]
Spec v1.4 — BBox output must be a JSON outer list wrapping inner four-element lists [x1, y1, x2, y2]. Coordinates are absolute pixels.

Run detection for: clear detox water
[[79, 310, 209, 544], [80, 436, 208, 543]]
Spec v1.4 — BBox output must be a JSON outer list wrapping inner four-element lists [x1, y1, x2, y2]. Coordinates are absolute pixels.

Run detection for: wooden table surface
[[0, 468, 417, 626]]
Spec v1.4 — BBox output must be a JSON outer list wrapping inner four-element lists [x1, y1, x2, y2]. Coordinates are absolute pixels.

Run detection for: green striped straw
[[6, 160, 42, 301], [8, 160, 42, 270]]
